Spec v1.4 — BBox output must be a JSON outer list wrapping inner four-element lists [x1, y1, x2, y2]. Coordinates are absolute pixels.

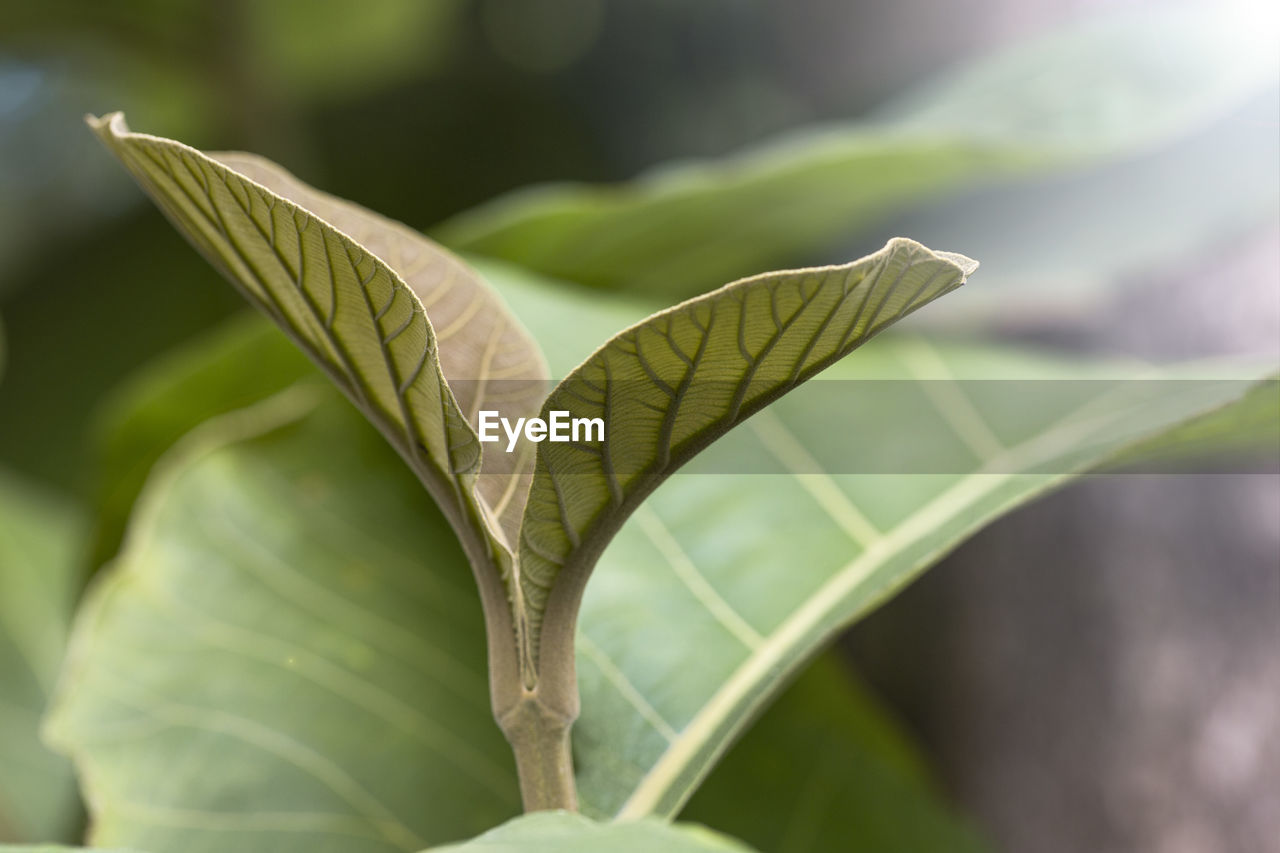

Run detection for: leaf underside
[[0, 473, 84, 844], [89, 112, 982, 702], [210, 152, 548, 544], [519, 239, 976, 673], [88, 112, 544, 582]]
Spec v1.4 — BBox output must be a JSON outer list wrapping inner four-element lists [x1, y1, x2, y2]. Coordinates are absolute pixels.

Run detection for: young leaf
[[518, 239, 976, 707], [422, 812, 755, 853], [86, 113, 545, 641], [210, 151, 549, 545], [87, 118, 976, 809]]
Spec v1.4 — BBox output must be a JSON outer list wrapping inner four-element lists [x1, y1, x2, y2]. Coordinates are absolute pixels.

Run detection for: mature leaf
[[46, 390, 521, 853], [518, 239, 975, 676], [435, 6, 1276, 298], [1107, 374, 1280, 471], [882, 91, 1280, 323], [422, 812, 755, 853], [567, 341, 1275, 818], [87, 112, 545, 586], [49, 281, 1274, 849], [0, 848, 135, 852], [681, 654, 987, 853], [89, 314, 315, 569], [0, 472, 85, 843], [57, 315, 976, 853]]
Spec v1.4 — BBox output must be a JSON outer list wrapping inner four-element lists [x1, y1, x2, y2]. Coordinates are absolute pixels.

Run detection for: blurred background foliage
[[1, 0, 1276, 489], [0, 1, 1276, 850]]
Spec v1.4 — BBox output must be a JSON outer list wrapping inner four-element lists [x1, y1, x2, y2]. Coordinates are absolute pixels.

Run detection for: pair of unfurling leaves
[[88, 112, 976, 806]]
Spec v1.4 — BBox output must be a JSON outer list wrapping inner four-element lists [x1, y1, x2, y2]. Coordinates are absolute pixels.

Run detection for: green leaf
[[46, 389, 520, 853], [0, 472, 85, 843], [565, 340, 1275, 818], [435, 5, 1276, 299], [87, 112, 546, 607], [48, 294, 1273, 850], [518, 239, 975, 689], [422, 812, 756, 853], [207, 150, 549, 547], [0, 848, 136, 852], [1108, 373, 1280, 471], [89, 313, 316, 570], [681, 654, 987, 853]]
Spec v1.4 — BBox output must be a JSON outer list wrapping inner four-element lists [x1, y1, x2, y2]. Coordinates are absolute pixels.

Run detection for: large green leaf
[[423, 812, 755, 853], [46, 390, 521, 853], [435, 6, 1276, 298], [89, 314, 316, 570], [519, 239, 975, 691], [50, 264, 1275, 852], [0, 472, 85, 843], [682, 654, 987, 853], [0, 848, 135, 852], [53, 310, 990, 852], [567, 359, 1274, 818]]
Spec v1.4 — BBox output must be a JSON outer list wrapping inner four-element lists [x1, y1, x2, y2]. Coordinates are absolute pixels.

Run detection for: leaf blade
[[564, 344, 1275, 818], [681, 654, 989, 853], [519, 239, 975, 680], [210, 152, 549, 543], [422, 812, 756, 853], [86, 112, 542, 577], [435, 5, 1276, 299], [0, 472, 85, 844], [46, 389, 521, 853]]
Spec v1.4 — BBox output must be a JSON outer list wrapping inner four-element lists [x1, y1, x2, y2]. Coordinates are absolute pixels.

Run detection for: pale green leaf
[[0, 848, 137, 852], [681, 654, 987, 853], [47, 290, 1274, 850], [1107, 374, 1280, 471], [518, 238, 975, 674], [435, 5, 1276, 299], [567, 342, 1275, 818], [422, 812, 755, 853], [0, 472, 85, 843], [46, 389, 520, 853], [89, 313, 315, 569], [208, 151, 548, 545], [87, 112, 545, 589]]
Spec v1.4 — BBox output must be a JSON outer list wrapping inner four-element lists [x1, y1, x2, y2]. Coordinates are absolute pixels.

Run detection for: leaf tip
[[938, 251, 980, 277], [85, 111, 128, 142], [882, 237, 979, 279]]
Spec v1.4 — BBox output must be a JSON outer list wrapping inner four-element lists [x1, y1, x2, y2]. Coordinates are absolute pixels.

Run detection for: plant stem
[[500, 696, 579, 812]]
